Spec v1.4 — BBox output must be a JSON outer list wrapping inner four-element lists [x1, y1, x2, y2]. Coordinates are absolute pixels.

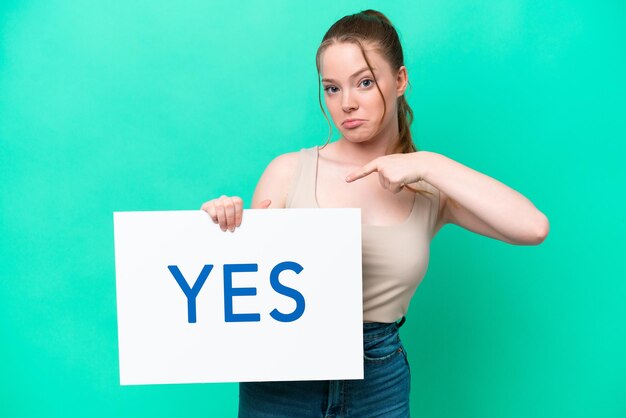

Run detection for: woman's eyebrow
[[322, 67, 375, 83]]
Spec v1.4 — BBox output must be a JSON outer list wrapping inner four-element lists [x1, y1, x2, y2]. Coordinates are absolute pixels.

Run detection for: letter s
[[269, 261, 305, 322]]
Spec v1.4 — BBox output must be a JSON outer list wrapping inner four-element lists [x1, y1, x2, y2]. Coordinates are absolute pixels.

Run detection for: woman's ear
[[396, 66, 408, 97]]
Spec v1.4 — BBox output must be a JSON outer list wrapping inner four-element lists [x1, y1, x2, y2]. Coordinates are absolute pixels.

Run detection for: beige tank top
[[285, 145, 440, 323]]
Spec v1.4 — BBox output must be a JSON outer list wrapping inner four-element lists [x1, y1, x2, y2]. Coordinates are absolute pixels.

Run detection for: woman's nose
[[341, 91, 358, 112]]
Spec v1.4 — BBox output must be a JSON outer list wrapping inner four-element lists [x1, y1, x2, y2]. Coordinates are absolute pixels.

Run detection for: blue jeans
[[238, 319, 410, 417]]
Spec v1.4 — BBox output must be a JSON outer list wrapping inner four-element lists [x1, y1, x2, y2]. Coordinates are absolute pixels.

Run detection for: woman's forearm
[[419, 151, 550, 243]]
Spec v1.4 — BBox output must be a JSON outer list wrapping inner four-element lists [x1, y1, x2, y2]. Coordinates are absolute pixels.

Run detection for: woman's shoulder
[[266, 150, 302, 172], [253, 147, 314, 208], [260, 147, 312, 184], [266, 145, 317, 171]]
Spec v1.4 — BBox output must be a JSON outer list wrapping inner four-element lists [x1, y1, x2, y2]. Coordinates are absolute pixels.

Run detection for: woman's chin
[[341, 131, 372, 143]]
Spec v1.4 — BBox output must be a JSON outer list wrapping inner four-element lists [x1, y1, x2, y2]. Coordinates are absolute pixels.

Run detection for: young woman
[[201, 9, 549, 418]]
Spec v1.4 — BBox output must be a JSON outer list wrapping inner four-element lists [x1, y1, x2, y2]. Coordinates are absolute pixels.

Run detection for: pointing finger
[[345, 161, 378, 183]]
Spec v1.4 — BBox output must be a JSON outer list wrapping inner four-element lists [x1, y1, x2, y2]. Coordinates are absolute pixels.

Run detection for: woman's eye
[[324, 86, 338, 94], [361, 79, 373, 88]]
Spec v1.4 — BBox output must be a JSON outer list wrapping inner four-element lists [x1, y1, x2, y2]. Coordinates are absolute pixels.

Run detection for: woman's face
[[320, 41, 407, 145]]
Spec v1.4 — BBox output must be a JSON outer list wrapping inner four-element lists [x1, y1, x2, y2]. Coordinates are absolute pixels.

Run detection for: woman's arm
[[346, 151, 550, 245], [422, 151, 549, 245], [250, 152, 300, 210]]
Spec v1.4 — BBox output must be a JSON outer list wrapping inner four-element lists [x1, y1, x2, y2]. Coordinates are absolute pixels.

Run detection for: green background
[[1, 0, 624, 417]]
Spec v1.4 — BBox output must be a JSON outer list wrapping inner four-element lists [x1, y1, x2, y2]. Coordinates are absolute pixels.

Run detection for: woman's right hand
[[200, 195, 271, 232]]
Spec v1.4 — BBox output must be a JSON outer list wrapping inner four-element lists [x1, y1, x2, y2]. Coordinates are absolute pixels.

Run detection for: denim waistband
[[362, 316, 405, 341]]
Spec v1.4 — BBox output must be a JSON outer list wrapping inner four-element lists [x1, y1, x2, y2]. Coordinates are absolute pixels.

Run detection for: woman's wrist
[[412, 150, 439, 183]]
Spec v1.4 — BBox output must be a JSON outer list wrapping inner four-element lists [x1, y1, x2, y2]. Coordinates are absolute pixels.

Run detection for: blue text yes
[[167, 261, 305, 324]]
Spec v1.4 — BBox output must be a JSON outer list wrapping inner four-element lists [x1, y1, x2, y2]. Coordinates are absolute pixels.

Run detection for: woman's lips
[[342, 119, 365, 129]]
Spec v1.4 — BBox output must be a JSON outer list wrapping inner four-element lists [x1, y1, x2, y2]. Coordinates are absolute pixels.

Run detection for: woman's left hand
[[345, 152, 429, 193]]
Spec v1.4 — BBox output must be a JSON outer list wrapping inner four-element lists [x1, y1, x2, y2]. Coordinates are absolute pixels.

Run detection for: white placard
[[113, 209, 363, 385]]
